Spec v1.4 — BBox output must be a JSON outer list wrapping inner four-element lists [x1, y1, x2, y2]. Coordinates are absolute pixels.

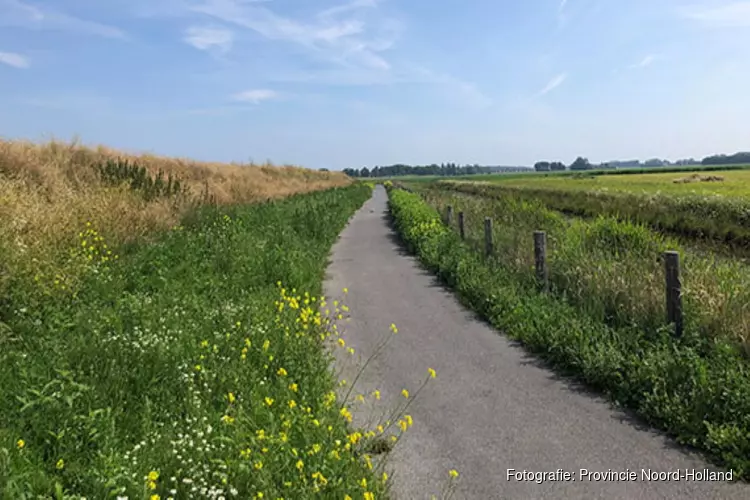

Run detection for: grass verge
[[0, 183, 395, 499], [386, 186, 750, 479]]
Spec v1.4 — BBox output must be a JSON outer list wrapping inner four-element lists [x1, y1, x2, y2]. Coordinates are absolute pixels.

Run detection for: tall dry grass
[[0, 138, 351, 301]]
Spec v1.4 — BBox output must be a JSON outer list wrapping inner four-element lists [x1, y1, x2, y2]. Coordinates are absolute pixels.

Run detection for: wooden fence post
[[458, 212, 465, 240], [446, 205, 454, 225], [534, 231, 548, 292], [484, 217, 493, 256], [664, 251, 683, 337]]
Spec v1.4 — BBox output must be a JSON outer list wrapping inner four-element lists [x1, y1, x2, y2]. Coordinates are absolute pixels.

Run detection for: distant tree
[[569, 157, 593, 171], [534, 161, 551, 172], [360, 167, 370, 178], [702, 152, 750, 165], [318, 168, 329, 172], [550, 161, 566, 171]]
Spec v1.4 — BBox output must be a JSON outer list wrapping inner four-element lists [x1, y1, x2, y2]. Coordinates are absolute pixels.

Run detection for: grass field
[[467, 168, 750, 198], [437, 170, 750, 251], [387, 184, 750, 478]]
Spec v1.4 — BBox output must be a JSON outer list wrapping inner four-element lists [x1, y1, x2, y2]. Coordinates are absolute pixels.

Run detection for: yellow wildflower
[[390, 323, 398, 334], [382, 472, 388, 482], [289, 383, 298, 392], [148, 470, 159, 482], [449, 469, 459, 479], [254, 461, 264, 470], [372, 390, 381, 400], [221, 415, 235, 424], [428, 367, 437, 379], [277, 367, 288, 377], [16, 439, 25, 449], [364, 492, 374, 500], [360, 478, 367, 489], [288, 400, 297, 409], [265, 397, 274, 406], [56, 459, 64, 470], [228, 392, 236, 404], [401, 389, 409, 399]]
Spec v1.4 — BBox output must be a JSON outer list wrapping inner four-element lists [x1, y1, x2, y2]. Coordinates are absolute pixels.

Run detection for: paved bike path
[[323, 185, 746, 499]]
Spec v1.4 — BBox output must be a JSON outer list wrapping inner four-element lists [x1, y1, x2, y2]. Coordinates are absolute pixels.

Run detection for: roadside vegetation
[[0, 138, 350, 304], [387, 185, 750, 478]]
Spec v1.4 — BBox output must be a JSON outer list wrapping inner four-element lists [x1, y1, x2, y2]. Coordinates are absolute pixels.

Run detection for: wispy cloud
[[0, 0, 126, 38], [680, 2, 750, 27], [190, 0, 398, 70], [559, 0, 568, 12], [539, 73, 567, 95], [232, 89, 279, 104], [0, 51, 29, 68], [629, 54, 657, 69], [184, 26, 234, 52]]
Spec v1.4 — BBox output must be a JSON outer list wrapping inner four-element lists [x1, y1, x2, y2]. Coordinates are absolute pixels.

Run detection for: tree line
[[341, 163, 529, 178], [339, 151, 750, 177]]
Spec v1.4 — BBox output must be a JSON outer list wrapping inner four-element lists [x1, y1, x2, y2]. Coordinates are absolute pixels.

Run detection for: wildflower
[[398, 420, 408, 432], [194, 365, 202, 372], [240, 449, 252, 459], [401, 389, 409, 399], [449, 469, 459, 479], [428, 368, 437, 379], [364, 494, 374, 500], [254, 461, 263, 470], [342, 287, 348, 294], [377, 425, 384, 434], [221, 415, 235, 424], [16, 439, 25, 449], [372, 390, 381, 400], [390, 323, 398, 334], [228, 392, 236, 404], [151, 496, 161, 500], [277, 367, 288, 377], [265, 397, 274, 407], [296, 460, 304, 470], [360, 478, 367, 489], [148, 480, 157, 490], [339, 407, 353, 423], [344, 496, 353, 500], [288, 400, 297, 409], [382, 472, 388, 482], [356, 394, 365, 402], [289, 383, 298, 392], [56, 459, 65, 470], [200, 340, 209, 348], [148, 471, 160, 482], [348, 347, 355, 355], [262, 340, 270, 351], [337, 338, 345, 347]]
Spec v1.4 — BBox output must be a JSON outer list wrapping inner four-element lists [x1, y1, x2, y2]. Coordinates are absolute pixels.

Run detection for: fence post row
[[484, 217, 493, 257], [534, 231, 548, 292], [664, 251, 683, 337], [458, 212, 465, 240]]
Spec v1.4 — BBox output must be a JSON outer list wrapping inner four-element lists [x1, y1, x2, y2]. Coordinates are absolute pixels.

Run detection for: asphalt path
[[323, 185, 747, 500]]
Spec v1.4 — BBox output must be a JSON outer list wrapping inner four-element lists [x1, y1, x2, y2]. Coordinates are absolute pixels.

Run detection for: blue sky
[[1, 0, 750, 170]]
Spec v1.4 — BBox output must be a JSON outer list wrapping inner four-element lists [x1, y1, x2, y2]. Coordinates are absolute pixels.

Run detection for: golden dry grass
[[0, 138, 351, 297]]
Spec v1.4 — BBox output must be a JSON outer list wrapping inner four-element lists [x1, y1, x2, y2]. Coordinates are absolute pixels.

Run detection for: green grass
[[0, 184, 397, 499], [433, 179, 750, 254], [386, 186, 750, 479]]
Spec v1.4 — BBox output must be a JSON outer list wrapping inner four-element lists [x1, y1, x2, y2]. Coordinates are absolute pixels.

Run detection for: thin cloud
[[232, 89, 278, 104], [0, 0, 126, 38], [680, 2, 750, 27], [559, 0, 568, 12], [539, 73, 567, 95], [629, 54, 657, 69], [0, 51, 29, 68], [190, 0, 398, 70], [184, 26, 234, 52]]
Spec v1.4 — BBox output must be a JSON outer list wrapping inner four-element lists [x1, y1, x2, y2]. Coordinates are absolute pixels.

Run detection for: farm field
[[463, 168, 750, 198], [387, 183, 750, 478], [436, 169, 750, 251], [0, 142, 410, 498]]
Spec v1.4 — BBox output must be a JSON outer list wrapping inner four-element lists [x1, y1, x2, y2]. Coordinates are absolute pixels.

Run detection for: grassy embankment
[[441, 169, 750, 249], [0, 140, 434, 499], [387, 184, 750, 478]]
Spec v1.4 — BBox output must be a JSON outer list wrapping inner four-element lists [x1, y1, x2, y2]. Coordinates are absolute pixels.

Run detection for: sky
[[1, 0, 750, 170]]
